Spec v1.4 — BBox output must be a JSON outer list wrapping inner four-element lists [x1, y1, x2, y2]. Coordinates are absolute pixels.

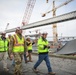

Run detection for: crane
[[42, 0, 73, 45], [22, 0, 36, 26], [21, 0, 36, 36], [5, 23, 9, 31]]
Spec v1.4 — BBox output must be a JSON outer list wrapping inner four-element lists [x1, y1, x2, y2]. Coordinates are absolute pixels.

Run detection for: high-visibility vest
[[13, 34, 24, 52], [0, 37, 8, 52], [37, 37, 49, 53], [27, 41, 32, 51], [7, 38, 10, 43]]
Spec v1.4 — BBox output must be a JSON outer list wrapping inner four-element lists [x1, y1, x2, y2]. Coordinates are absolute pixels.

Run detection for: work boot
[[27, 60, 33, 62], [48, 72, 56, 75], [32, 68, 39, 73]]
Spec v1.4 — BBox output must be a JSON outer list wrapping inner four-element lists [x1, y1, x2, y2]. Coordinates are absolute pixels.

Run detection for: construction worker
[[9, 27, 27, 75], [33, 32, 56, 75], [26, 36, 35, 62], [0, 31, 9, 71]]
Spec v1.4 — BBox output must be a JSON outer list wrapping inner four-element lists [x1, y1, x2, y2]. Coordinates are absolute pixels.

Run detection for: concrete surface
[[56, 39, 76, 54], [0, 55, 76, 75]]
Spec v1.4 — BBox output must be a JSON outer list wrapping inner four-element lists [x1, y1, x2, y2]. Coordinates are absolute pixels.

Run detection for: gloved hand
[[44, 45, 50, 49], [27, 42, 31, 46]]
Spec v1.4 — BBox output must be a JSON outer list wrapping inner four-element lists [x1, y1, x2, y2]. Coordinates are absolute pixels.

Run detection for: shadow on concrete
[[0, 71, 13, 75]]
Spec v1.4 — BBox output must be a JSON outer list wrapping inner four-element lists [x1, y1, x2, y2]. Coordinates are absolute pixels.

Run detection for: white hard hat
[[16, 27, 22, 31], [8, 34, 11, 36], [26, 36, 30, 39], [41, 31, 48, 35]]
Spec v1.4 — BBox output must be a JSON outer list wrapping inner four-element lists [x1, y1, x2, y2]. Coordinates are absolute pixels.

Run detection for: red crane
[[22, 0, 36, 26]]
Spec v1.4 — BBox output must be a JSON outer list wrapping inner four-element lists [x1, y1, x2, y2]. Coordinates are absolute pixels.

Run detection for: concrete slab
[[56, 39, 76, 54]]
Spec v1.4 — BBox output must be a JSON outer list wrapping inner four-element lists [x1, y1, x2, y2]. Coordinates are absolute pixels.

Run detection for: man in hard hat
[[9, 27, 27, 75], [0, 32, 9, 71], [26, 36, 35, 62], [33, 32, 56, 75]]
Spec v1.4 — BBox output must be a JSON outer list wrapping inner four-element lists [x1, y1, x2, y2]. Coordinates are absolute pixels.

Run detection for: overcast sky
[[0, 0, 76, 37]]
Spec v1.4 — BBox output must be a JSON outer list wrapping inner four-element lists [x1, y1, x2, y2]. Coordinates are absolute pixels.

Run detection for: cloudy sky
[[0, 0, 76, 37]]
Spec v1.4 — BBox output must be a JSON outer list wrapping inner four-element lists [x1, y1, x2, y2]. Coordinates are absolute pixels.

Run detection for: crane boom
[[21, 0, 36, 36], [42, 0, 73, 45], [42, 0, 73, 17], [22, 0, 36, 26], [55, 0, 73, 10], [5, 23, 9, 31]]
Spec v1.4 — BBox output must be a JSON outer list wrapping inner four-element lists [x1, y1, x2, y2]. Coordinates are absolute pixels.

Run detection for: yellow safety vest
[[7, 38, 10, 43], [27, 41, 32, 51], [37, 37, 49, 53], [0, 37, 8, 52], [13, 34, 24, 52]]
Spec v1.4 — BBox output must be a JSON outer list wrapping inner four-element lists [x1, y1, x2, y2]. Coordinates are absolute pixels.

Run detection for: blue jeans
[[12, 59, 15, 66], [24, 52, 27, 62], [34, 53, 52, 72]]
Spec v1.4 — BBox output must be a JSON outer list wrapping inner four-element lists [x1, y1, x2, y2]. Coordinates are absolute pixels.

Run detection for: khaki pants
[[0, 52, 8, 69], [14, 53, 23, 75]]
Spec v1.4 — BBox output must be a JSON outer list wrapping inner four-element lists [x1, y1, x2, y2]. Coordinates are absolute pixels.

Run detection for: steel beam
[[4, 11, 76, 33]]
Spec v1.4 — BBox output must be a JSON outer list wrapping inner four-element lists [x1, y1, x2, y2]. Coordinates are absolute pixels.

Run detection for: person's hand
[[44, 45, 50, 49], [9, 54, 14, 60]]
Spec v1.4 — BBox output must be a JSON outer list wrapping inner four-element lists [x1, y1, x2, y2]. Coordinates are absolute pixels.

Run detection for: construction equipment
[[21, 0, 36, 36], [5, 23, 9, 31], [42, 0, 73, 45], [22, 0, 36, 26]]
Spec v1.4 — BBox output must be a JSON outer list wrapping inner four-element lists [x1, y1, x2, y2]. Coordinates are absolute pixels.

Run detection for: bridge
[[0, 10, 75, 33]]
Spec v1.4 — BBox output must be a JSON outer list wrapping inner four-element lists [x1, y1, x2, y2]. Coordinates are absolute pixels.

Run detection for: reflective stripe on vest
[[27, 41, 32, 50], [13, 34, 24, 52], [37, 37, 49, 53], [0, 37, 8, 52]]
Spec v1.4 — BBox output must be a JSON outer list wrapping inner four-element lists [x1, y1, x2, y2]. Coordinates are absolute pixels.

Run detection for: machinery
[[21, 0, 36, 36], [22, 0, 36, 26], [42, 0, 73, 45], [5, 23, 9, 31]]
